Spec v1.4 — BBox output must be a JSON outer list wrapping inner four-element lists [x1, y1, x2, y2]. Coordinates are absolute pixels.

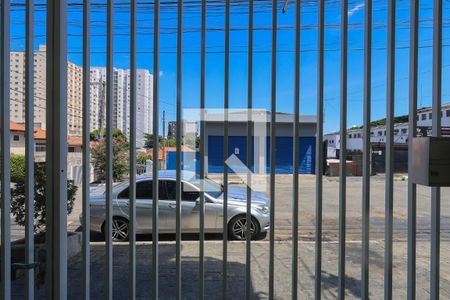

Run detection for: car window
[[162, 180, 176, 200], [136, 180, 152, 199], [182, 183, 200, 202], [186, 178, 222, 199], [118, 180, 167, 200]]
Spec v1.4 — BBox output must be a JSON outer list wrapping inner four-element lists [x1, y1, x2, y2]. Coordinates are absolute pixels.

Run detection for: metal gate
[[0, 0, 445, 299]]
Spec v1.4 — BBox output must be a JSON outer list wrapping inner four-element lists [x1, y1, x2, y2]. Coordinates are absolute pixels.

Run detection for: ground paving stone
[[10, 240, 450, 299]]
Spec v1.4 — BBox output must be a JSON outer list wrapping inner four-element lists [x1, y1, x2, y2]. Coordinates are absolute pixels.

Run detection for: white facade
[[416, 103, 450, 127], [90, 67, 153, 146], [325, 102, 450, 156], [89, 68, 106, 131]]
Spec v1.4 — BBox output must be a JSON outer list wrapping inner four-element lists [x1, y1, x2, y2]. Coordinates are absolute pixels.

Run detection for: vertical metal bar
[[45, 0, 68, 298], [175, 0, 183, 298], [407, 1, 418, 299], [292, 0, 301, 298], [223, 0, 230, 297], [152, 0, 160, 297], [82, 0, 91, 298], [199, 0, 206, 297], [25, 0, 35, 297], [105, 0, 114, 298], [338, 1, 348, 299], [269, 0, 277, 298], [361, 0, 372, 299], [430, 0, 442, 299], [246, 0, 253, 299], [0, 0, 11, 298], [315, 0, 324, 299], [385, 0, 396, 298], [129, 0, 137, 298]]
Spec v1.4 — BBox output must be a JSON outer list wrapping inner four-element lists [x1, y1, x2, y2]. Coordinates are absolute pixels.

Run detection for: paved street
[[8, 174, 450, 299], [11, 240, 450, 299], [208, 174, 450, 241]]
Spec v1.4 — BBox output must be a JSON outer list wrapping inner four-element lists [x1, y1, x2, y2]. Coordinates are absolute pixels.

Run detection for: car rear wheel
[[228, 215, 260, 240], [102, 217, 129, 242]]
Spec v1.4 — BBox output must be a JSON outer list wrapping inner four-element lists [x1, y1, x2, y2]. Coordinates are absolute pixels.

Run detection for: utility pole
[[162, 110, 166, 169]]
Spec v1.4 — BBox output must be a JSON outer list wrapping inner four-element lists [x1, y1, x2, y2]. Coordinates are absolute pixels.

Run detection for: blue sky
[[9, 0, 450, 133]]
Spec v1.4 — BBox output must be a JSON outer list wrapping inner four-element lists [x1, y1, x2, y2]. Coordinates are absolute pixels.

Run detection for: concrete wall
[[204, 122, 316, 138]]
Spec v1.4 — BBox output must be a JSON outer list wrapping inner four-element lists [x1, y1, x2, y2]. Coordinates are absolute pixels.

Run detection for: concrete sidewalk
[[11, 240, 450, 299]]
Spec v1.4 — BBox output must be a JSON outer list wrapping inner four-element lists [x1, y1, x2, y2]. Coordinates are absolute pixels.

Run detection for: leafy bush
[[10, 154, 77, 233]]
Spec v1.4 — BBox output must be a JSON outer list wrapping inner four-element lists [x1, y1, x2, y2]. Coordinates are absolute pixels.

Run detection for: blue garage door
[[208, 136, 254, 173], [208, 136, 315, 174], [266, 136, 315, 174]]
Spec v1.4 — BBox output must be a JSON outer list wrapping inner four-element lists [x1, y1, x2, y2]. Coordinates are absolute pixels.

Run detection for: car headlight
[[256, 206, 270, 215]]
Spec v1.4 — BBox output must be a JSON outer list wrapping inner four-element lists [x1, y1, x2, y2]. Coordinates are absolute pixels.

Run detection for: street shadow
[[12, 244, 261, 299], [86, 244, 259, 299], [320, 271, 362, 298], [83, 227, 267, 242]]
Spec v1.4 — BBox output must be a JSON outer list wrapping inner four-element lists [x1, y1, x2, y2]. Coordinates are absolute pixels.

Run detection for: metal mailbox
[[412, 137, 450, 187]]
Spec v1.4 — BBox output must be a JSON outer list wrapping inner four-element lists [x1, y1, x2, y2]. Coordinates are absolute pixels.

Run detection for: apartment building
[[67, 61, 83, 135], [90, 67, 153, 146], [10, 45, 47, 129], [10, 46, 153, 143], [10, 45, 84, 136]]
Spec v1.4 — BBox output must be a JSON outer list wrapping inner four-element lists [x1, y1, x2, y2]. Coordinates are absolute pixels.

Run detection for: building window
[[429, 112, 432, 119], [401, 128, 407, 134], [35, 143, 46, 152], [422, 114, 426, 120], [68, 147, 76, 153], [13, 135, 20, 141]]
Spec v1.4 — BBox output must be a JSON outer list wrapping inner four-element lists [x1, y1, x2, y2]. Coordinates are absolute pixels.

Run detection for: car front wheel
[[228, 215, 260, 240]]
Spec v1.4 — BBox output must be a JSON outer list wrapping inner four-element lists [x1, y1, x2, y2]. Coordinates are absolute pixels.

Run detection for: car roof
[[136, 170, 198, 182]]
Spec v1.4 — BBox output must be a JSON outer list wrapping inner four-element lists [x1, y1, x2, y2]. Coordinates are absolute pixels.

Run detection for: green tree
[[10, 154, 77, 233], [144, 133, 161, 149], [136, 151, 149, 165], [90, 128, 128, 142], [91, 129, 129, 181], [90, 129, 102, 141], [165, 137, 176, 147]]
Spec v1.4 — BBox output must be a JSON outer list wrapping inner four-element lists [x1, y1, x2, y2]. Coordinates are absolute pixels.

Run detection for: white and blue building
[[202, 110, 317, 174]]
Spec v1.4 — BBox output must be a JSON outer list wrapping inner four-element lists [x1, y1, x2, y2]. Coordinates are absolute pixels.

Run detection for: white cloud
[[348, 2, 364, 17], [159, 70, 164, 77]]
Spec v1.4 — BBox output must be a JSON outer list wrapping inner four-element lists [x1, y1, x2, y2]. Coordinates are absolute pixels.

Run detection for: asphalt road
[[9, 174, 450, 242]]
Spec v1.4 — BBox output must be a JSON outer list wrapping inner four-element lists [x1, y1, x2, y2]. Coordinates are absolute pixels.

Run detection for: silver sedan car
[[86, 170, 270, 241]]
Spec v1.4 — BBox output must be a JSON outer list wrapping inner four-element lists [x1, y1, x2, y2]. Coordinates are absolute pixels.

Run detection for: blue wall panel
[[167, 151, 200, 173], [264, 136, 315, 174], [206, 135, 315, 174], [208, 136, 254, 173]]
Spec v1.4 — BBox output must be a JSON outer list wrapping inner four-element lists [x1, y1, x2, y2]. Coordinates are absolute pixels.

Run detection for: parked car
[[83, 170, 270, 241]]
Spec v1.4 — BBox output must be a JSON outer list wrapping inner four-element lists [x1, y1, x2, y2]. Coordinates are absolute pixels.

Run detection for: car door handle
[[168, 203, 176, 209]]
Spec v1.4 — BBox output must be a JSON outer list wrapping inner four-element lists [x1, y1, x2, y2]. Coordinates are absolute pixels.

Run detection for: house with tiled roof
[[8, 121, 83, 155]]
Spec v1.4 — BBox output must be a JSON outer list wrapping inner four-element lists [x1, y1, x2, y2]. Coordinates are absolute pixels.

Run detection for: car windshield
[[187, 177, 223, 199]]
